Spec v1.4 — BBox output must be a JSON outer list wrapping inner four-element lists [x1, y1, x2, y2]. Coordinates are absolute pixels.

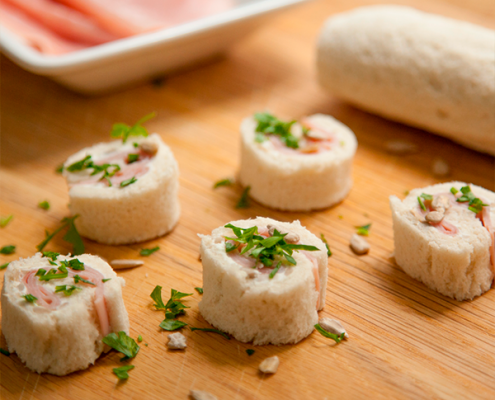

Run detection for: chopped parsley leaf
[[150, 286, 192, 318], [67, 155, 92, 172], [269, 261, 282, 279], [246, 349, 255, 356], [137, 335, 143, 343], [102, 278, 111, 283], [213, 178, 234, 189], [224, 224, 319, 269], [74, 275, 95, 285], [190, 327, 230, 340], [66, 155, 121, 186], [253, 112, 299, 149], [127, 154, 139, 164], [140, 246, 159, 256], [110, 112, 156, 143], [455, 186, 488, 214], [236, 186, 251, 209], [55, 164, 64, 174], [113, 365, 134, 380], [36, 215, 84, 255], [38, 201, 50, 210], [102, 331, 140, 360], [55, 285, 80, 296], [0, 348, 10, 356], [314, 324, 345, 343], [62, 258, 85, 270], [120, 177, 138, 187], [194, 287, 203, 295], [38, 267, 68, 281], [355, 224, 371, 236], [320, 233, 332, 257], [0, 263, 9, 270], [450, 187, 459, 195], [160, 319, 187, 331], [418, 196, 427, 211], [420, 193, 433, 201], [0, 215, 13, 228], [42, 251, 60, 261], [0, 245, 15, 255], [150, 285, 166, 309], [23, 294, 37, 303]]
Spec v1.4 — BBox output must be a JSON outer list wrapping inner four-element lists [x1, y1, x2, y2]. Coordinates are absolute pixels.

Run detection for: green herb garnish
[[140, 246, 159, 256], [42, 251, 60, 261], [450, 187, 459, 195], [55, 285, 80, 296], [102, 278, 111, 283], [246, 349, 255, 356], [253, 112, 299, 149], [194, 287, 203, 295], [113, 365, 134, 380], [74, 275, 95, 285], [120, 177, 137, 187], [159, 319, 188, 331], [102, 331, 140, 360], [236, 186, 251, 209], [0, 263, 9, 270], [137, 335, 143, 343], [190, 327, 230, 340], [36, 215, 84, 255], [213, 178, 234, 189], [0, 245, 15, 255], [420, 193, 433, 201], [454, 186, 488, 214], [0, 348, 10, 356], [418, 196, 427, 211], [38, 267, 68, 281], [224, 224, 319, 269], [355, 224, 371, 236], [111, 112, 156, 143], [127, 154, 139, 164], [67, 155, 92, 172], [55, 164, 64, 174], [0, 215, 13, 228], [269, 261, 282, 279], [23, 294, 37, 303], [320, 233, 332, 257], [60, 258, 85, 270], [38, 201, 50, 210], [314, 324, 345, 344], [150, 285, 166, 309], [66, 155, 121, 187]]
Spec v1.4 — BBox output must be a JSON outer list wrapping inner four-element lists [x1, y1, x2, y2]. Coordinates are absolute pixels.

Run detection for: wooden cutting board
[[1, 0, 494, 399]]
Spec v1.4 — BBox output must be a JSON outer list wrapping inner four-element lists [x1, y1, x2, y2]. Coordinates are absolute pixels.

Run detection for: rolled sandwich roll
[[317, 6, 495, 155], [390, 182, 495, 301], [63, 133, 180, 244], [239, 113, 357, 211], [199, 217, 328, 345], [1, 253, 129, 375]]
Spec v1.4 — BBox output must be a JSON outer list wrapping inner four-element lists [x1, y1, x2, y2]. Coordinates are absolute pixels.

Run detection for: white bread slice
[[390, 182, 494, 300], [238, 114, 357, 211], [317, 6, 495, 155], [63, 133, 180, 245], [198, 217, 328, 345], [1, 253, 129, 375]]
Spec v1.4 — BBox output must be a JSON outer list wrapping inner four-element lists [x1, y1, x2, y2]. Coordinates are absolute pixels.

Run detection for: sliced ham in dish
[[0, 1, 86, 54]]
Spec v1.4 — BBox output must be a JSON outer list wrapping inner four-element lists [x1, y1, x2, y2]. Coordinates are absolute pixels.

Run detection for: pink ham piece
[[2, 0, 119, 45], [0, 1, 86, 54], [23, 264, 111, 336], [57, 0, 232, 37]]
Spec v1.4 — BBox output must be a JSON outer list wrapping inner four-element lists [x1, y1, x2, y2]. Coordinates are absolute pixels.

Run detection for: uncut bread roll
[[390, 182, 494, 301], [63, 133, 180, 244], [1, 253, 129, 375], [317, 6, 495, 155], [239, 113, 357, 211], [199, 217, 328, 345]]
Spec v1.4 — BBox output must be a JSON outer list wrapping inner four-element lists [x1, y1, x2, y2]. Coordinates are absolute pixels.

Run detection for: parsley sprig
[[224, 224, 319, 272], [36, 266, 68, 281], [110, 112, 156, 143], [254, 112, 299, 149], [454, 186, 488, 214], [103, 331, 140, 361], [66, 155, 121, 187], [0, 245, 15, 255], [55, 285, 81, 296], [314, 324, 345, 344], [150, 286, 192, 330], [113, 365, 134, 380], [36, 215, 84, 255]]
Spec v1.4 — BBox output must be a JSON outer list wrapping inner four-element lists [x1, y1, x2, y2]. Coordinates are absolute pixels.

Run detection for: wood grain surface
[[1, 0, 494, 399]]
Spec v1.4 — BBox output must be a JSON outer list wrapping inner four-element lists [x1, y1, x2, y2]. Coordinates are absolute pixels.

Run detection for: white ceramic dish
[[0, 0, 309, 94]]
